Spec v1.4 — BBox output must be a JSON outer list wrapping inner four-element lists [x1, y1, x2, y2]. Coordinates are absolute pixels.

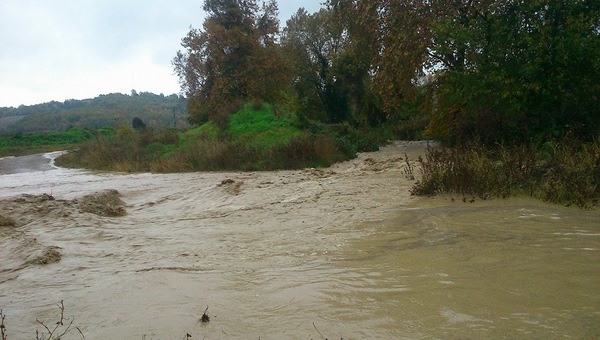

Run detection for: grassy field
[[0, 127, 111, 157]]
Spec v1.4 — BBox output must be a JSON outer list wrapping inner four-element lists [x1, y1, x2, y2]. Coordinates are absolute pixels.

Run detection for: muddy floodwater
[[0, 143, 599, 339]]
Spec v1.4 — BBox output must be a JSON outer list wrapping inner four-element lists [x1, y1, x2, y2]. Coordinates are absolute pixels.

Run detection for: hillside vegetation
[[0, 92, 187, 133]]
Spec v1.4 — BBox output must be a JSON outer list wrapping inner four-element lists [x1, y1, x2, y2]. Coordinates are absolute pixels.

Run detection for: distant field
[[0, 116, 24, 132], [0, 127, 108, 157]]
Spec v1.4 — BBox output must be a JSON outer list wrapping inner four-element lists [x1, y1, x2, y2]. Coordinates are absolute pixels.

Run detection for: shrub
[[411, 139, 600, 208]]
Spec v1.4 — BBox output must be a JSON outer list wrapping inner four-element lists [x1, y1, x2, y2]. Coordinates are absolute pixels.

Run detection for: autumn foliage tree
[[282, 8, 349, 123], [327, 1, 429, 116], [173, 0, 291, 126]]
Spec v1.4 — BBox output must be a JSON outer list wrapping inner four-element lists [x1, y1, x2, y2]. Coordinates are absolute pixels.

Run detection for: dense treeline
[[0, 92, 188, 133], [174, 0, 599, 145], [168, 0, 600, 207]]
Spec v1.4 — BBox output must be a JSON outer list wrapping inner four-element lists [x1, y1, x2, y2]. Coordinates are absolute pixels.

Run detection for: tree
[[282, 8, 346, 123], [173, 0, 291, 126], [132, 117, 146, 131], [282, 6, 385, 126], [323, 0, 599, 144], [425, 0, 600, 144]]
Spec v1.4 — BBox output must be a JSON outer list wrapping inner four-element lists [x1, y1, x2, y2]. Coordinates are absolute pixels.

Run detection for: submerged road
[[0, 152, 59, 175]]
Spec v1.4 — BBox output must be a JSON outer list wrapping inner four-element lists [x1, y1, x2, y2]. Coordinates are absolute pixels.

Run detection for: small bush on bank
[[411, 139, 600, 208]]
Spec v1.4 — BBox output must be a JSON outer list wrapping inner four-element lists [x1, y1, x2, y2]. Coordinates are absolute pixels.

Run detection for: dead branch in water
[[312, 322, 345, 340], [35, 300, 84, 340], [313, 322, 326, 339], [201, 306, 210, 323], [1, 309, 7, 340]]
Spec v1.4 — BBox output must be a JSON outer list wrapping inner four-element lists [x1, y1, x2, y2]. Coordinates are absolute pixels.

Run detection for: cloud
[[0, 0, 323, 107]]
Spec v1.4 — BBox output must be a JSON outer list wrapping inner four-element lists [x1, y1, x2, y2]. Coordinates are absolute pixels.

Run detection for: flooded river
[[0, 143, 598, 339]]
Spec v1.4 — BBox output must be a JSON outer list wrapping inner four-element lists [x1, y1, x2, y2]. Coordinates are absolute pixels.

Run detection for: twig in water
[[402, 152, 415, 180], [1, 309, 7, 340], [35, 300, 84, 340], [201, 306, 210, 323], [312, 322, 326, 340]]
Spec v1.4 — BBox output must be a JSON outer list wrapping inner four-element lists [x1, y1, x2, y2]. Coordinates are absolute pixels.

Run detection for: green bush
[[226, 103, 301, 149]]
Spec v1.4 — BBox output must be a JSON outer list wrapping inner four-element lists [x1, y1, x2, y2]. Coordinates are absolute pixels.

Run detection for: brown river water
[[0, 142, 598, 339]]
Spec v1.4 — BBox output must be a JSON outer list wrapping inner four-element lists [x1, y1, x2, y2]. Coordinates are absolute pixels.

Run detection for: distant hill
[[0, 92, 189, 133]]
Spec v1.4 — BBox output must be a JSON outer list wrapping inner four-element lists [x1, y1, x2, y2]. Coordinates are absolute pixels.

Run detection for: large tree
[[325, 0, 436, 126], [282, 8, 348, 123], [282, 5, 385, 125], [173, 0, 289, 125], [328, 0, 599, 144], [425, 0, 600, 144]]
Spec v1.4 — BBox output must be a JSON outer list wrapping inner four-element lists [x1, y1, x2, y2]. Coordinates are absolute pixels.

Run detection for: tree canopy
[[173, 0, 291, 126], [175, 0, 600, 144]]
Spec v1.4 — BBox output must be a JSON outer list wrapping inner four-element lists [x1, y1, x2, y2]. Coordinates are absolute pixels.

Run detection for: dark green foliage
[[281, 7, 384, 128], [412, 139, 600, 208], [132, 117, 147, 131], [425, 0, 600, 145]]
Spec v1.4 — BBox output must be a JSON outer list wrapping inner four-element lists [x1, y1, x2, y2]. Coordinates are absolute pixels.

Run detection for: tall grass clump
[[56, 126, 179, 172], [411, 139, 600, 208], [152, 131, 344, 172]]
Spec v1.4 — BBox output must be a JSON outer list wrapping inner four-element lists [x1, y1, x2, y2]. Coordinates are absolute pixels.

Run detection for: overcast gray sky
[[0, 0, 323, 108]]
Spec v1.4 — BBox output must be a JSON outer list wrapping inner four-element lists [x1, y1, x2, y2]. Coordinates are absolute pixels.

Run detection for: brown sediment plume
[[0, 214, 15, 227], [0, 189, 127, 275], [77, 189, 127, 217]]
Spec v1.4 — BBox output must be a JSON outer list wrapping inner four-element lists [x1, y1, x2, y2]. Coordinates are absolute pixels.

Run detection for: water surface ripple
[[0, 145, 598, 339]]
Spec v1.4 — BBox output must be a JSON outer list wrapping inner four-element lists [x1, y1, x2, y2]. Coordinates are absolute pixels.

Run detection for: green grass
[[226, 103, 301, 149], [0, 128, 109, 157], [179, 121, 220, 147]]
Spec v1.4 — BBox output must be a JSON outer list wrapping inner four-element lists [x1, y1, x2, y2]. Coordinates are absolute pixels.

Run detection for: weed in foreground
[[0, 301, 85, 340], [1, 309, 6, 340], [35, 300, 84, 340], [401, 152, 415, 180]]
